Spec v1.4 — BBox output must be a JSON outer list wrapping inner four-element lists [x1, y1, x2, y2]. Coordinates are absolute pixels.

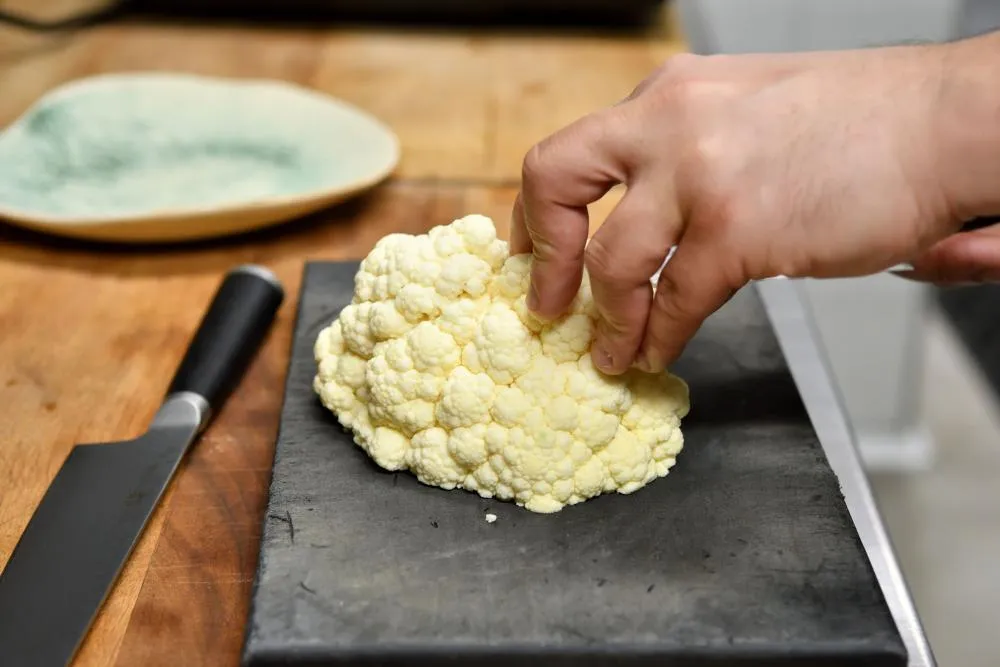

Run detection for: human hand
[[510, 38, 1000, 375]]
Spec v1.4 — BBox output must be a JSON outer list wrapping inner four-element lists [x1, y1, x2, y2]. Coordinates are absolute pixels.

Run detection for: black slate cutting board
[[241, 261, 907, 667]]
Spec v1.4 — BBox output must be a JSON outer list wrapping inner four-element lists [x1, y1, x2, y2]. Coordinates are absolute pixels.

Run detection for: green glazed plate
[[0, 72, 400, 242]]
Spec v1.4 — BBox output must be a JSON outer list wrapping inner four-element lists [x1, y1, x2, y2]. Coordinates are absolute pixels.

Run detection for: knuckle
[[647, 79, 693, 115], [596, 309, 632, 339], [534, 234, 584, 267], [684, 126, 738, 184], [657, 52, 700, 80], [521, 142, 547, 184], [650, 54, 700, 98], [586, 222, 672, 287], [689, 133, 721, 170], [652, 272, 697, 322], [586, 238, 675, 293], [530, 235, 558, 261], [522, 112, 604, 186], [584, 236, 627, 284], [645, 54, 740, 121]]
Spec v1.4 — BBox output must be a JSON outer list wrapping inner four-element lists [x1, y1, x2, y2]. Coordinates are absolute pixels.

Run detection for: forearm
[[934, 30, 1000, 221]]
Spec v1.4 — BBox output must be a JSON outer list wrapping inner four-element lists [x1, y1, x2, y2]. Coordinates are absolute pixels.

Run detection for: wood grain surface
[[0, 2, 686, 665]]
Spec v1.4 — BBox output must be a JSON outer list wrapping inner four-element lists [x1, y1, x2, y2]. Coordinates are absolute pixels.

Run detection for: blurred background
[[1, 0, 999, 665]]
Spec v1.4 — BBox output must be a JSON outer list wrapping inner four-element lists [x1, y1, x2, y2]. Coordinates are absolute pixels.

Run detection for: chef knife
[[0, 264, 284, 667]]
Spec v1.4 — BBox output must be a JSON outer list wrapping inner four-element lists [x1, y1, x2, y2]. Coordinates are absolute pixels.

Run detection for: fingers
[[516, 110, 632, 319], [639, 235, 742, 372], [904, 227, 1000, 284], [585, 185, 680, 375]]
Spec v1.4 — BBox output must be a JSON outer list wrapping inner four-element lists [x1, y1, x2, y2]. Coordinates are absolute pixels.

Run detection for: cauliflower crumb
[[314, 213, 690, 513]]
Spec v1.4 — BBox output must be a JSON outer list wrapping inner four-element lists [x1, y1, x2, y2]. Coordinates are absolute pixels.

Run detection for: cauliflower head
[[313, 214, 690, 513]]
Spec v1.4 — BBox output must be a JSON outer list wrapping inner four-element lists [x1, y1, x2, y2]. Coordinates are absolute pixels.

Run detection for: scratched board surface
[[241, 261, 907, 667]]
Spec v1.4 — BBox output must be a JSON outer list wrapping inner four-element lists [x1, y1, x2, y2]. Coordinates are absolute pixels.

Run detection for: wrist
[[932, 31, 1000, 222]]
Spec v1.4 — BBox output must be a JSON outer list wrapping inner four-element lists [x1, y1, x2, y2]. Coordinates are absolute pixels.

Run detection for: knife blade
[[0, 264, 284, 667]]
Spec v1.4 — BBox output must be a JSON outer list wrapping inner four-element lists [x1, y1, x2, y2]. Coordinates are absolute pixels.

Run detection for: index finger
[[511, 111, 630, 320]]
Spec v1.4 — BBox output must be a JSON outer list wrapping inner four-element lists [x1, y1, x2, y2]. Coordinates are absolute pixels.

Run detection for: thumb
[[904, 226, 1000, 284], [638, 235, 743, 372]]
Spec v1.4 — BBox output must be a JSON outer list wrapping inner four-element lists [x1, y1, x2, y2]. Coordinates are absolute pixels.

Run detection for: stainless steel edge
[[756, 277, 936, 667], [159, 391, 212, 433]]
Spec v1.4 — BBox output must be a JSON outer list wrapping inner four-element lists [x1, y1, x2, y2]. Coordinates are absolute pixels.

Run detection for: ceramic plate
[[0, 72, 400, 242]]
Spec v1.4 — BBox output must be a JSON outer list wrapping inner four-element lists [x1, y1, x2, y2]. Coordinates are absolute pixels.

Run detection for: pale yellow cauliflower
[[313, 214, 690, 513]]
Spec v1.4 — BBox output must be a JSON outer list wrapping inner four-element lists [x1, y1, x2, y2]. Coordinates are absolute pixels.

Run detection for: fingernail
[[637, 350, 664, 374], [593, 343, 614, 373], [634, 352, 653, 373], [527, 282, 540, 312]]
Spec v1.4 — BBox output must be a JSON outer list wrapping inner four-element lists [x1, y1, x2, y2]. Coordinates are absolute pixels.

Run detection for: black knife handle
[[166, 265, 284, 424]]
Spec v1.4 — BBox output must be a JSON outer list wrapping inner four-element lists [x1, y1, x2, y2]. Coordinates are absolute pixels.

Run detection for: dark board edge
[[247, 641, 905, 667], [240, 263, 317, 667]]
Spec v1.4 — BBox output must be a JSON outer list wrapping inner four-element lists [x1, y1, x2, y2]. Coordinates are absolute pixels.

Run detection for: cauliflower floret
[[314, 214, 690, 513]]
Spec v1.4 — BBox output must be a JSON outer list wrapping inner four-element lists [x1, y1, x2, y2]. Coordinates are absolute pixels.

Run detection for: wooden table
[[0, 3, 685, 665]]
